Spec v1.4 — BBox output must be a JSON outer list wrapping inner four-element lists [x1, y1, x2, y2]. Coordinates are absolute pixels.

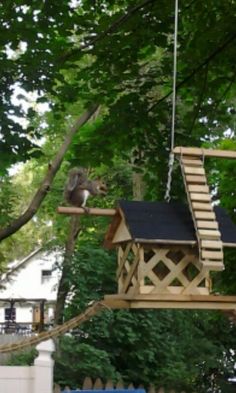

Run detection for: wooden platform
[[103, 294, 236, 310]]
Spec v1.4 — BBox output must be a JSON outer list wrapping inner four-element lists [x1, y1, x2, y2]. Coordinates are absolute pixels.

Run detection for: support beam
[[57, 206, 116, 216], [173, 146, 236, 159], [104, 294, 236, 310]]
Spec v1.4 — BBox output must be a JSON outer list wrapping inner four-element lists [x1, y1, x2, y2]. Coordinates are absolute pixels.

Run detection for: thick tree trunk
[[0, 104, 99, 242], [54, 216, 81, 325]]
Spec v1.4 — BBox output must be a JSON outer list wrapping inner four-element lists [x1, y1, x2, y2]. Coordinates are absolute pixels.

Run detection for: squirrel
[[64, 167, 107, 210]]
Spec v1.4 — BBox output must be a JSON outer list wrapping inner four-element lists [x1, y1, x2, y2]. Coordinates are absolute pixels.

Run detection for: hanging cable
[[165, 0, 179, 202]]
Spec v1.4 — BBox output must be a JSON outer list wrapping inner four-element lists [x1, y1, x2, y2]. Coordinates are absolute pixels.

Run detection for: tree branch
[[61, 0, 156, 61], [0, 104, 99, 242], [149, 32, 236, 113]]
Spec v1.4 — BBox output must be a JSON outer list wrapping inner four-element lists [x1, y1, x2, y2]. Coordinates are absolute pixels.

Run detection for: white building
[[0, 248, 61, 333]]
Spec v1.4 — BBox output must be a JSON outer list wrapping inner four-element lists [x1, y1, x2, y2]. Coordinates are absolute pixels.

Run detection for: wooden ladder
[[179, 154, 224, 271]]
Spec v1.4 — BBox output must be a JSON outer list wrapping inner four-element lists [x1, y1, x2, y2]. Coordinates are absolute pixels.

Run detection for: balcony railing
[[0, 322, 53, 335]]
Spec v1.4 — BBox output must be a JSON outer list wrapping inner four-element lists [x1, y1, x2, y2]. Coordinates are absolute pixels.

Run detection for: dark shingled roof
[[118, 200, 236, 245]]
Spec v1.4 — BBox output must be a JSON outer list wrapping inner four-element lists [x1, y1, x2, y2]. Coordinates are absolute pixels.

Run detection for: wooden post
[[38, 300, 45, 333]]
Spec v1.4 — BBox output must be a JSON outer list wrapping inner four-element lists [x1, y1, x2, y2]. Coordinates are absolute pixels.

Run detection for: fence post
[[33, 339, 55, 393]]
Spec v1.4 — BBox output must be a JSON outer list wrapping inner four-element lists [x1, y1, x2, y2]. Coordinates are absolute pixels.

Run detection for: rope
[[0, 301, 107, 353], [165, 0, 179, 202]]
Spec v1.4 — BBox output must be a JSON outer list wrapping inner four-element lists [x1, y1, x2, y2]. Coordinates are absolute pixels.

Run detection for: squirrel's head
[[95, 179, 107, 196]]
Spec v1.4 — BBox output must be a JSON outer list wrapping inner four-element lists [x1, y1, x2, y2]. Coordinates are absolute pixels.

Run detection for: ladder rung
[[192, 202, 213, 211], [201, 240, 223, 249], [198, 229, 221, 239], [186, 175, 207, 184], [188, 184, 210, 193], [181, 159, 203, 167], [201, 261, 224, 271], [197, 220, 219, 229], [202, 250, 223, 260], [190, 193, 211, 202], [184, 167, 205, 175], [195, 211, 216, 220]]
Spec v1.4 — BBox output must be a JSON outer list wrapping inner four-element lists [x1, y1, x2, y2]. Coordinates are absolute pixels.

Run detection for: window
[[5, 307, 16, 322], [41, 269, 52, 284]]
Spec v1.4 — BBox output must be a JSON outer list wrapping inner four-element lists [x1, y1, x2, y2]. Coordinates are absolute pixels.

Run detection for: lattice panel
[[117, 243, 140, 294], [117, 244, 211, 295]]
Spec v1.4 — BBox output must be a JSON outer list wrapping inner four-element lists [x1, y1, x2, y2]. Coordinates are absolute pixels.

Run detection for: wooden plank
[[192, 202, 213, 211], [105, 380, 115, 389], [116, 380, 125, 389], [188, 184, 209, 193], [184, 166, 205, 175], [190, 193, 211, 202], [181, 158, 203, 166], [103, 298, 236, 309], [174, 146, 236, 159], [94, 378, 103, 389], [197, 220, 219, 229], [83, 377, 93, 390], [198, 229, 221, 239], [201, 250, 223, 260], [194, 211, 215, 220], [57, 206, 116, 216], [129, 301, 236, 309], [134, 238, 196, 245], [201, 261, 224, 271], [201, 240, 223, 248], [186, 175, 207, 184], [104, 293, 236, 302]]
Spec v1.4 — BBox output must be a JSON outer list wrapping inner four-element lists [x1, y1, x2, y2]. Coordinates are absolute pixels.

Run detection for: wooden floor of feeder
[[103, 294, 236, 310]]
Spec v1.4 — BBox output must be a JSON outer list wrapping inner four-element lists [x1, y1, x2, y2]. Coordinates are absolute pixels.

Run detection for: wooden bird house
[[103, 147, 236, 310], [58, 147, 236, 310]]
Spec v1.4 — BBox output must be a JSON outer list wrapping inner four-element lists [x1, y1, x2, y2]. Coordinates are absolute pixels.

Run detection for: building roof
[[104, 201, 236, 248]]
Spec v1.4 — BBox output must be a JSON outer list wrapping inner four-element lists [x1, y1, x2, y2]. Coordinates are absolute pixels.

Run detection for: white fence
[[0, 339, 55, 393]]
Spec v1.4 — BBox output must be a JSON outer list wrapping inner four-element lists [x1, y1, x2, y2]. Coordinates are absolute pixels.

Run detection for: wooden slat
[[201, 261, 224, 271], [202, 250, 223, 260], [197, 220, 219, 229], [116, 380, 125, 389], [94, 378, 103, 389], [198, 229, 221, 239], [188, 184, 209, 193], [190, 193, 211, 202], [103, 296, 236, 310], [192, 202, 213, 211], [83, 377, 93, 390], [201, 240, 223, 248], [184, 167, 205, 175], [181, 159, 203, 166], [174, 146, 236, 159], [194, 211, 216, 220], [104, 293, 236, 302], [186, 175, 207, 184]]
